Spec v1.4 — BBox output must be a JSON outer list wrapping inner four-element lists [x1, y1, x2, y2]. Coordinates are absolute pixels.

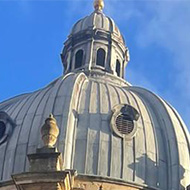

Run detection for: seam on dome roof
[[0, 94, 30, 108], [23, 84, 54, 171], [100, 12, 104, 28], [0, 78, 61, 111], [106, 16, 113, 33], [128, 90, 149, 183], [0, 89, 38, 180], [11, 90, 43, 176], [163, 99, 190, 161], [128, 86, 182, 189]]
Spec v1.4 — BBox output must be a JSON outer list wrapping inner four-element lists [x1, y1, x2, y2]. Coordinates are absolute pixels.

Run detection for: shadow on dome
[[128, 153, 186, 190]]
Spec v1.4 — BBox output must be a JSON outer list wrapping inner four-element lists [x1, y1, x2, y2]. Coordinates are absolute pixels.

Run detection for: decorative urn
[[41, 114, 59, 147]]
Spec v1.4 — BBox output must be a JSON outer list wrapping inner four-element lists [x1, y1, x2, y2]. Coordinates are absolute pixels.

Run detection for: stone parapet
[[12, 171, 75, 190], [27, 147, 63, 172]]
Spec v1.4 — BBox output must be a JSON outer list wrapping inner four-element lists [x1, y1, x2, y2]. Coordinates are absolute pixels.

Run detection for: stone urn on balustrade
[[41, 114, 59, 148]]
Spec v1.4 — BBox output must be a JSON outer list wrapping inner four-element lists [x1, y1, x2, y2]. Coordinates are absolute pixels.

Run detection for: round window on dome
[[115, 114, 134, 135], [0, 111, 15, 145], [111, 104, 140, 139], [0, 121, 6, 140]]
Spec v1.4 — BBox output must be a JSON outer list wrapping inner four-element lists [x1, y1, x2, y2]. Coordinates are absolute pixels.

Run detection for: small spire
[[94, 0, 104, 11]]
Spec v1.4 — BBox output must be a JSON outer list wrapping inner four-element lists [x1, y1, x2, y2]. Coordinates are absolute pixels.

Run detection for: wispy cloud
[[136, 1, 190, 127], [107, 0, 190, 127]]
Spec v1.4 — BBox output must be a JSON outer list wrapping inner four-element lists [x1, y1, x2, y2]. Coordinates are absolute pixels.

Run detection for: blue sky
[[0, 0, 190, 129]]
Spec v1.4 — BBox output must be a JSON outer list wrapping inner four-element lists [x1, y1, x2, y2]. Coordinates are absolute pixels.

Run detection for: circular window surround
[[0, 111, 15, 145], [0, 120, 8, 144], [111, 104, 140, 140]]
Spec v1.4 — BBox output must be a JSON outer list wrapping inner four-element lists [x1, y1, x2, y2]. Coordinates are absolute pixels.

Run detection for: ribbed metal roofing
[[0, 72, 189, 190], [70, 11, 125, 43]]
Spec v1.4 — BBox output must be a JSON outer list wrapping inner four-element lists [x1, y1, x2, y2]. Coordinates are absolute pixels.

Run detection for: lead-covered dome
[[0, 1, 190, 190], [70, 11, 125, 44], [0, 72, 189, 190]]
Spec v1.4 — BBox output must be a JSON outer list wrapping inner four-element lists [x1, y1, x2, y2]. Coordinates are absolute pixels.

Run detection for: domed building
[[0, 1, 190, 190]]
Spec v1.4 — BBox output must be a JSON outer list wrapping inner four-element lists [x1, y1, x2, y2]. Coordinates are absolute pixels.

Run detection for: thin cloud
[[107, 0, 190, 127], [136, 1, 190, 126]]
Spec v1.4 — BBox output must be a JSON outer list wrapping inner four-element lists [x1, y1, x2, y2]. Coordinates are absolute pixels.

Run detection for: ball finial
[[94, 0, 104, 11]]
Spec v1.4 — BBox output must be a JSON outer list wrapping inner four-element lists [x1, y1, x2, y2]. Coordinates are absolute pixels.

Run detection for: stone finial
[[41, 114, 59, 147]]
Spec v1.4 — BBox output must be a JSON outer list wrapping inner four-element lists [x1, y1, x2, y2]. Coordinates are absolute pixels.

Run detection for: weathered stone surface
[[74, 175, 144, 190], [41, 114, 59, 148], [27, 145, 63, 172], [12, 171, 74, 190], [0, 174, 152, 190], [28, 152, 62, 172]]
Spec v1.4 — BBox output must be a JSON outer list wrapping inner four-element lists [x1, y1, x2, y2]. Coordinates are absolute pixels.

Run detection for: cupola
[[0, 1, 190, 189], [61, 0, 129, 78]]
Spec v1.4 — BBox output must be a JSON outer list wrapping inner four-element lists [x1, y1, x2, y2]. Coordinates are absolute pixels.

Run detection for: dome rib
[[164, 100, 190, 150], [128, 90, 149, 183], [129, 86, 190, 189], [12, 89, 43, 175], [130, 90, 161, 187], [0, 91, 34, 180], [129, 87, 175, 189], [0, 74, 189, 189], [63, 73, 88, 169], [2, 89, 41, 180], [73, 79, 92, 173], [113, 86, 131, 179], [0, 94, 30, 112], [126, 90, 147, 184], [96, 82, 107, 176], [70, 11, 123, 40], [24, 85, 53, 171], [106, 83, 123, 179], [70, 77, 89, 169]]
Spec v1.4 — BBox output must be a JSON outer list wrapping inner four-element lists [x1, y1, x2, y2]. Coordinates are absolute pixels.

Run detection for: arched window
[[69, 60, 72, 71], [116, 60, 121, 77], [96, 48, 105, 67], [75, 50, 84, 69]]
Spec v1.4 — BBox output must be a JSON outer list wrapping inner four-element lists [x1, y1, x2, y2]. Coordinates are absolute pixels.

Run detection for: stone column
[[12, 114, 77, 190]]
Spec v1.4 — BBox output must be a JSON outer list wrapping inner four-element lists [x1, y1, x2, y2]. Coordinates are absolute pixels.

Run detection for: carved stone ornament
[[41, 114, 59, 147]]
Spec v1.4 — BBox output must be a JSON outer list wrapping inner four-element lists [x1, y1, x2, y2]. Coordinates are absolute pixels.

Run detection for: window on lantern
[[75, 50, 84, 69], [96, 48, 105, 67], [69, 60, 72, 71], [116, 60, 121, 77]]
